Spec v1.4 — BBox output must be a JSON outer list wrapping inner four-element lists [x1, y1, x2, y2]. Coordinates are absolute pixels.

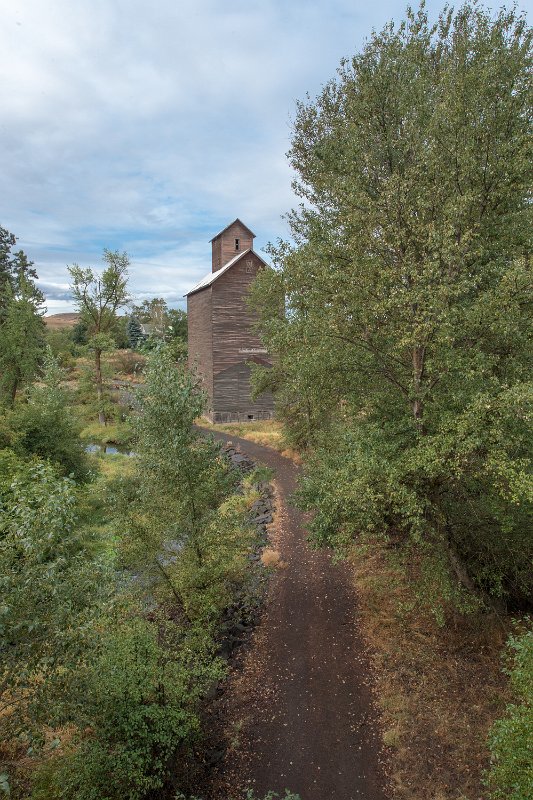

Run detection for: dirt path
[[209, 431, 390, 800]]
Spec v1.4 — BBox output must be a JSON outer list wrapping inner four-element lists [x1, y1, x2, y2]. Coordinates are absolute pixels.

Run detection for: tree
[[253, 3, 532, 612], [123, 346, 238, 597], [0, 277, 45, 406], [71, 318, 88, 345], [0, 225, 39, 322], [126, 316, 144, 350], [0, 227, 46, 405], [166, 308, 187, 342], [129, 300, 188, 357], [166, 307, 188, 360], [68, 250, 130, 424]]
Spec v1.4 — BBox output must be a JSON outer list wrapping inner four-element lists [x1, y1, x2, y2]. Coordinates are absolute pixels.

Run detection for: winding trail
[[209, 431, 390, 800]]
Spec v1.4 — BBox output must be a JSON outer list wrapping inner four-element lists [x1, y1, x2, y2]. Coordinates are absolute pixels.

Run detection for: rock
[[253, 513, 273, 525]]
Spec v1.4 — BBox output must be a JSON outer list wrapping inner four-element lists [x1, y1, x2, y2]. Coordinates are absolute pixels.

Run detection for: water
[[85, 442, 135, 457]]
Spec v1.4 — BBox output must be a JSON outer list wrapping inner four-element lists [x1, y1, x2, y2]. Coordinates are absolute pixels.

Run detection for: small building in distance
[[185, 219, 275, 423]]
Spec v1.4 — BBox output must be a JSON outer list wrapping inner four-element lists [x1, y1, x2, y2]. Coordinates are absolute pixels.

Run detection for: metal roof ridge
[[184, 248, 267, 297]]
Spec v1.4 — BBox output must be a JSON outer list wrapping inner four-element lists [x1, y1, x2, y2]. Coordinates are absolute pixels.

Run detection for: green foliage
[[0, 457, 111, 745], [119, 347, 245, 626], [0, 227, 44, 406], [69, 250, 130, 424], [253, 3, 533, 612], [129, 300, 187, 359], [167, 308, 188, 343], [487, 623, 533, 800], [45, 328, 81, 366], [6, 349, 91, 481], [71, 318, 88, 345], [127, 315, 145, 350], [114, 315, 130, 349], [32, 615, 220, 800], [0, 275, 46, 406], [1, 345, 258, 800], [0, 225, 40, 321]]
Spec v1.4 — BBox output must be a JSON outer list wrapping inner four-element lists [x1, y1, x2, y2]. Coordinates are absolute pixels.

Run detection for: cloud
[[2, 0, 531, 312]]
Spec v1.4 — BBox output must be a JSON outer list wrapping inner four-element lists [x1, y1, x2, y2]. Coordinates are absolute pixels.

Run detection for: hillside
[[44, 312, 80, 329]]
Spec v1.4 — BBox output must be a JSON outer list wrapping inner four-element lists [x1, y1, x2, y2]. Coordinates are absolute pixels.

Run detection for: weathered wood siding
[[187, 286, 213, 411], [213, 361, 274, 422], [211, 250, 274, 419], [211, 220, 254, 271], [212, 251, 267, 374]]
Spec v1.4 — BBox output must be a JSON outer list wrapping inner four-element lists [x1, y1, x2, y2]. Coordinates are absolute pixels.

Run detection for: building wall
[[213, 361, 274, 422], [212, 251, 267, 374], [211, 250, 274, 420], [187, 286, 213, 411], [211, 220, 254, 271]]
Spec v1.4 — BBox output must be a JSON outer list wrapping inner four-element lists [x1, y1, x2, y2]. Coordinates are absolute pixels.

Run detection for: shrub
[[9, 349, 91, 482], [487, 623, 533, 800], [32, 617, 222, 800]]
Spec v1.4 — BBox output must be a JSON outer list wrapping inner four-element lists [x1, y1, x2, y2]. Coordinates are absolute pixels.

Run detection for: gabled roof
[[185, 248, 267, 297], [209, 218, 255, 242]]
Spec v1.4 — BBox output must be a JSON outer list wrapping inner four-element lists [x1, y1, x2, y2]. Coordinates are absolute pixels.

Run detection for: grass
[[349, 538, 512, 800], [78, 453, 135, 558], [79, 419, 133, 446]]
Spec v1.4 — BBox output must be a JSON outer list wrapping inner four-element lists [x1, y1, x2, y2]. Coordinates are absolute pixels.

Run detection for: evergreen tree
[[126, 315, 144, 350], [0, 226, 39, 321]]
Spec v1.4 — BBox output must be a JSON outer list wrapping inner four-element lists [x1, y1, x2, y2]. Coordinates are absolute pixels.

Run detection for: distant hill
[[44, 313, 80, 329]]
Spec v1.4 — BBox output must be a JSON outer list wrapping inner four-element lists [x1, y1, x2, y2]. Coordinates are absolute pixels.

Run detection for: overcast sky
[[1, 1, 531, 314]]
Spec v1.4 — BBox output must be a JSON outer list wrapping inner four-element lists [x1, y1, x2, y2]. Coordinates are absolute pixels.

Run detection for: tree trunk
[[9, 375, 19, 407], [412, 345, 425, 434], [94, 348, 106, 425], [444, 536, 507, 617]]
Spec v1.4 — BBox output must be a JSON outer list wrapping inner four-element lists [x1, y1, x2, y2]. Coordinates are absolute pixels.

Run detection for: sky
[[1, 0, 531, 314]]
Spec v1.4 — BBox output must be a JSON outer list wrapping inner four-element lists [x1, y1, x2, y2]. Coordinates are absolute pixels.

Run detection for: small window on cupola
[[235, 238, 240, 251]]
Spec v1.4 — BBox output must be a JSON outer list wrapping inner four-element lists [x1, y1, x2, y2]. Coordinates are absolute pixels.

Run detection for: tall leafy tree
[[0, 227, 45, 404], [0, 226, 39, 321], [0, 278, 45, 406], [252, 3, 532, 612], [68, 250, 130, 424]]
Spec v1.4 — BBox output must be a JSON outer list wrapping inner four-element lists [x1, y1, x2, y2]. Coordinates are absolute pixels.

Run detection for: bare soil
[[206, 432, 391, 800]]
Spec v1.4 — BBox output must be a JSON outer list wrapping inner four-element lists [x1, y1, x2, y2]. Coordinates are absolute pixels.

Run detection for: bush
[[112, 349, 147, 376], [487, 624, 533, 800], [9, 349, 91, 482], [32, 617, 221, 800], [45, 328, 78, 359]]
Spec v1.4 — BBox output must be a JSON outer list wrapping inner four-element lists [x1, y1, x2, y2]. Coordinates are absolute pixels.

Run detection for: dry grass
[[350, 539, 511, 800], [260, 548, 282, 568], [198, 418, 301, 462]]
